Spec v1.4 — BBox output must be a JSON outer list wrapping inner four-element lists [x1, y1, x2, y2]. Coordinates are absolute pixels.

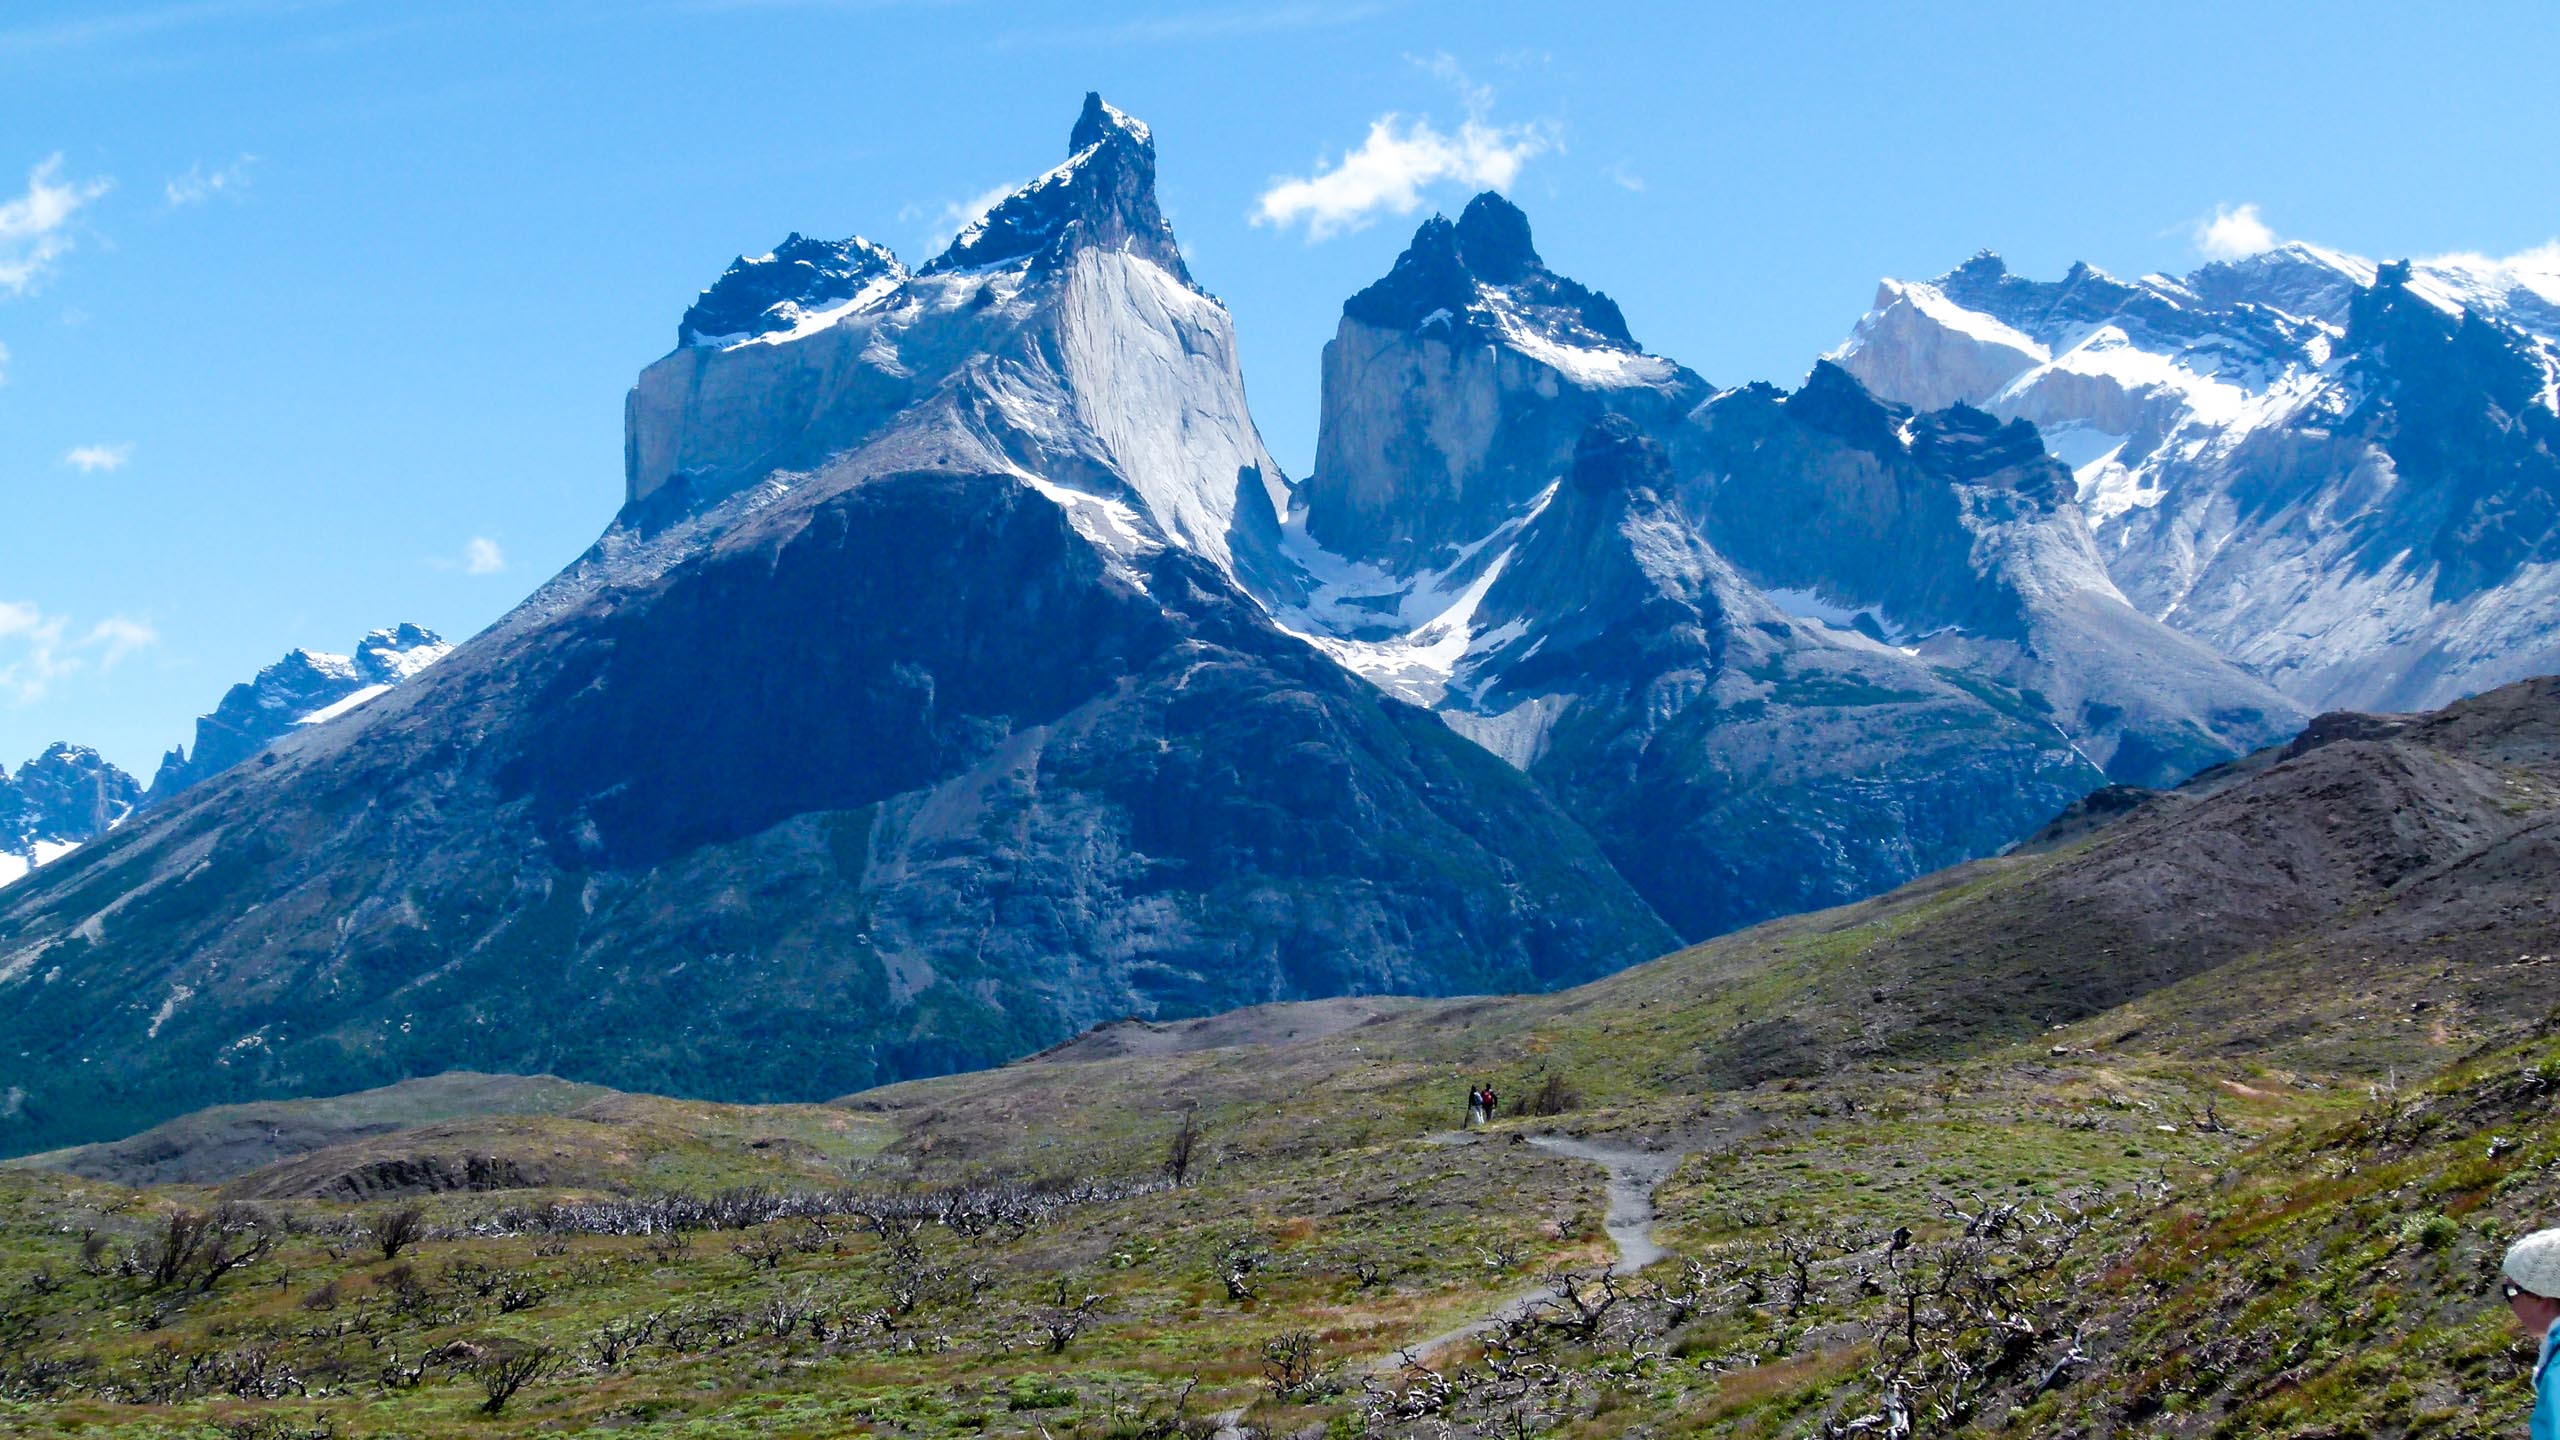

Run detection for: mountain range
[[1834, 242, 2560, 711], [0, 94, 2550, 1153]]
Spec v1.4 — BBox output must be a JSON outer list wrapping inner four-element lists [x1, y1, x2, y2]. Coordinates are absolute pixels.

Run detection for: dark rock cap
[[680, 233, 906, 348], [1453, 192, 1539, 283], [923, 93, 1189, 282], [1342, 191, 1637, 349], [1568, 413, 1670, 495]]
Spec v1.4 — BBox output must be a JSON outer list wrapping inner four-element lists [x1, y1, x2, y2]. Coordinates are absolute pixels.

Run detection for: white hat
[[2504, 1229, 2560, 1298]]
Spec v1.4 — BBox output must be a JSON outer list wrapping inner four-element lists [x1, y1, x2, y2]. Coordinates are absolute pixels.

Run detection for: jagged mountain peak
[[1068, 90, 1149, 151], [1452, 190, 1539, 283], [1343, 190, 1636, 351], [924, 92, 1187, 281], [146, 624, 452, 803], [1950, 248, 2008, 281], [1835, 237, 2560, 712], [1, 741, 141, 889], [680, 233, 907, 348], [1784, 357, 1907, 448], [1300, 192, 1697, 574]]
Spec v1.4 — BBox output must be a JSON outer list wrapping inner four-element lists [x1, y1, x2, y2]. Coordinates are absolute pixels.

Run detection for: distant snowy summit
[[0, 624, 450, 890], [149, 623, 453, 801], [1832, 244, 2560, 710], [0, 743, 141, 889]]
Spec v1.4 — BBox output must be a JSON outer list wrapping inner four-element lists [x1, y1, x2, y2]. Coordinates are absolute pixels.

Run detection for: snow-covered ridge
[[144, 624, 452, 805], [1831, 241, 2560, 713], [681, 234, 908, 349]]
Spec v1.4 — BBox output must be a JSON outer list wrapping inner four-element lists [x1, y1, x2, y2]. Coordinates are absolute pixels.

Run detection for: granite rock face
[[1300, 194, 1704, 575]]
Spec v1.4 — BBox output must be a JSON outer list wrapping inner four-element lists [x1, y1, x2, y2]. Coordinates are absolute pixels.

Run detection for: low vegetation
[[5, 688, 2557, 1435]]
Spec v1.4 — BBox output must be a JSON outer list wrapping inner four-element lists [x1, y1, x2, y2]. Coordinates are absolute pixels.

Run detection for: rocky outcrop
[[1683, 365, 2304, 785], [679, 234, 907, 348], [926, 94, 1189, 281]]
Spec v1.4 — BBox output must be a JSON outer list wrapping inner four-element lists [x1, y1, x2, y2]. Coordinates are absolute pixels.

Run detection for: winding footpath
[[1207, 1129, 1692, 1436], [1360, 1130, 1688, 1374]]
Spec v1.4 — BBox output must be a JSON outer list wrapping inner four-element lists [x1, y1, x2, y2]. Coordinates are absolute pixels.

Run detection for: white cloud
[[0, 154, 112, 296], [83, 615, 157, 666], [63, 442, 132, 473], [164, 154, 256, 208], [2194, 203, 2279, 262], [0, 601, 157, 705], [462, 536, 505, 575], [0, 339, 10, 386], [1255, 54, 1555, 241], [1603, 159, 1645, 193], [2417, 240, 2560, 279], [914, 182, 1017, 254], [1254, 115, 1551, 241], [1415, 50, 1494, 115]]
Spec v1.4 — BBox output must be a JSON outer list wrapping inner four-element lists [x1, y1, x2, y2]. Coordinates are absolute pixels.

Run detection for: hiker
[[1465, 1086, 1485, 1127], [2505, 1228, 2560, 1440], [1481, 1083, 1499, 1122]]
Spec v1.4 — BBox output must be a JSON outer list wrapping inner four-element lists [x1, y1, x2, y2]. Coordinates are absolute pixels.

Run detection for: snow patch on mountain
[[1272, 483, 1554, 706]]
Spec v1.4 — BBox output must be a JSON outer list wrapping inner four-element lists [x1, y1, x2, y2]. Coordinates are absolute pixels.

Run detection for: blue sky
[[5, 0, 2558, 776]]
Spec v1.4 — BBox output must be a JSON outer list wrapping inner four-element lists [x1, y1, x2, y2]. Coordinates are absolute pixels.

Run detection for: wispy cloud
[[1602, 159, 1644, 193], [425, 535, 508, 575], [0, 155, 113, 296], [903, 182, 1016, 255], [2193, 203, 2279, 261], [0, 601, 158, 705], [0, 340, 10, 387], [64, 443, 133, 473], [1254, 53, 1554, 241], [2418, 240, 2560, 277], [165, 154, 256, 207]]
